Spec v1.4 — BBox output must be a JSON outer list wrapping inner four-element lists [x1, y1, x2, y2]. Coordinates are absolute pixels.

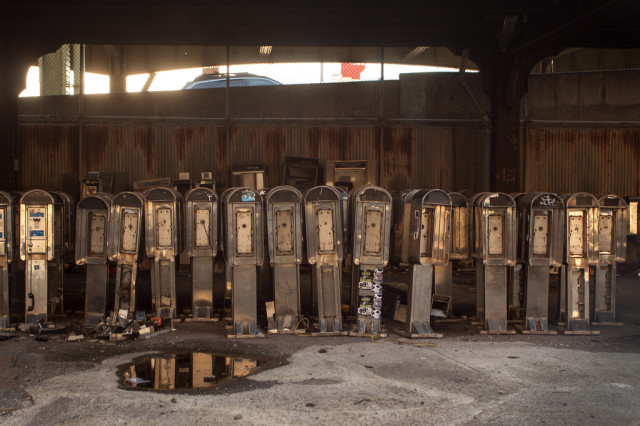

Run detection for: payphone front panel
[[76, 194, 112, 266], [597, 195, 628, 265], [266, 186, 303, 266], [473, 193, 517, 267], [563, 193, 599, 268]]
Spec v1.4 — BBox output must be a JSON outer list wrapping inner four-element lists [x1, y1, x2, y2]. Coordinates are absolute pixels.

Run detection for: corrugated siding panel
[[20, 125, 78, 190], [525, 127, 640, 196]]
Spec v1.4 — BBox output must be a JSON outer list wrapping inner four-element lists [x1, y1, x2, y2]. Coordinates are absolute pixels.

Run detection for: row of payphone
[[0, 186, 633, 339]]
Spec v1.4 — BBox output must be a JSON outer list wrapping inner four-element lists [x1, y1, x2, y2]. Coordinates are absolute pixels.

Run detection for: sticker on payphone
[[89, 212, 106, 256], [568, 214, 584, 257], [488, 214, 504, 255], [316, 209, 334, 252], [236, 210, 253, 254], [358, 268, 373, 290], [363, 208, 383, 255], [195, 208, 211, 248], [121, 211, 139, 253], [532, 214, 549, 255], [275, 209, 294, 254], [357, 295, 373, 316]]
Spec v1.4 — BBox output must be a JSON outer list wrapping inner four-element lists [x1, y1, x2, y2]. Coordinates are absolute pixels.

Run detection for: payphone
[[20, 190, 55, 323], [433, 192, 470, 320], [391, 189, 420, 267], [349, 186, 392, 336], [195, 172, 216, 192], [173, 172, 193, 198], [265, 186, 304, 333], [393, 189, 451, 338], [231, 165, 267, 190], [325, 160, 377, 193], [0, 192, 13, 329], [593, 194, 628, 326], [47, 191, 73, 316], [184, 187, 218, 319], [75, 193, 112, 325], [282, 157, 320, 192], [304, 185, 345, 334], [144, 187, 183, 319], [80, 171, 103, 200], [559, 193, 599, 334], [107, 191, 145, 318], [515, 193, 564, 334], [222, 187, 264, 337], [472, 193, 517, 334]]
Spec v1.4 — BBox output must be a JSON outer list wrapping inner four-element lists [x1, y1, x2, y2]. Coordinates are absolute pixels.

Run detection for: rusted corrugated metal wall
[[525, 127, 640, 196], [18, 122, 489, 194]]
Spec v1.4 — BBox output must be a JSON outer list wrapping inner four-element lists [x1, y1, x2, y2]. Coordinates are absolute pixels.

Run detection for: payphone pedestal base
[[515, 265, 556, 335], [592, 311, 624, 327], [385, 264, 442, 339], [228, 265, 263, 338], [433, 263, 465, 323], [561, 319, 600, 335], [592, 264, 623, 326], [348, 319, 387, 338], [474, 264, 515, 335]]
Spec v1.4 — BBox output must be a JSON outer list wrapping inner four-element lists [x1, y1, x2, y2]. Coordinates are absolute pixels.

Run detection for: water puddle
[[119, 352, 270, 392]]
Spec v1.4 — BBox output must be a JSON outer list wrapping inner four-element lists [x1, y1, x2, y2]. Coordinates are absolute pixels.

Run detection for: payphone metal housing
[[222, 187, 265, 337], [282, 157, 320, 192], [195, 172, 216, 192], [559, 192, 600, 335], [0, 191, 13, 329], [265, 186, 304, 333], [515, 193, 564, 334], [144, 187, 183, 319], [304, 185, 346, 335], [433, 191, 470, 321], [184, 187, 218, 320], [593, 194, 628, 326], [349, 185, 392, 336], [472, 192, 517, 334], [108, 191, 145, 318], [47, 192, 72, 316], [20, 190, 55, 323], [391, 189, 420, 267], [325, 160, 377, 193], [80, 171, 103, 200], [231, 165, 267, 190], [392, 189, 451, 338], [75, 193, 112, 325]]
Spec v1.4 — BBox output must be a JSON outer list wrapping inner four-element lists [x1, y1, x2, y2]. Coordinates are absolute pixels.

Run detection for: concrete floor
[[1, 263, 639, 425]]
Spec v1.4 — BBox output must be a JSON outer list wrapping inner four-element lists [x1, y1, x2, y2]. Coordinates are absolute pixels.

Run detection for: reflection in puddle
[[121, 353, 263, 391]]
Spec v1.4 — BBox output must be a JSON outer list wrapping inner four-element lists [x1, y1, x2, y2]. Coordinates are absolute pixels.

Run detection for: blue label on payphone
[[29, 211, 44, 217], [241, 191, 256, 202], [30, 230, 44, 237]]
